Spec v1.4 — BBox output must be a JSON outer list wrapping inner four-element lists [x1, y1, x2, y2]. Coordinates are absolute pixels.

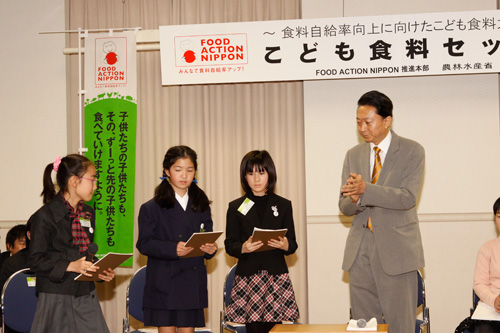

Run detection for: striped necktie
[[368, 146, 382, 231], [371, 146, 382, 184]]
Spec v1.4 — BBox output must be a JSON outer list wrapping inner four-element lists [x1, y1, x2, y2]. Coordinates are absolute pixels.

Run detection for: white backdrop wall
[[303, 1, 500, 332], [0, 0, 67, 231]]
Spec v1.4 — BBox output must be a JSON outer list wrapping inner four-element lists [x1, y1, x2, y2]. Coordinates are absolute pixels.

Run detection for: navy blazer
[[136, 198, 215, 310], [225, 193, 298, 277]]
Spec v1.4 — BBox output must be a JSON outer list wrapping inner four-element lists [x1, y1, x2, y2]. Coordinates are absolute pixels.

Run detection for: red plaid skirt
[[225, 271, 299, 323]]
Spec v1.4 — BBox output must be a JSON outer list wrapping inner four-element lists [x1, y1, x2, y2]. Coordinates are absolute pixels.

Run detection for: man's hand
[[341, 173, 366, 203]]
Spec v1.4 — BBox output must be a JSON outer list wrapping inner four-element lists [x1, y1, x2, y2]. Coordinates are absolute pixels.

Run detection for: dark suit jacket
[[225, 193, 298, 277], [339, 131, 425, 275], [136, 198, 215, 310], [28, 194, 95, 296], [0, 252, 11, 275], [0, 248, 29, 289]]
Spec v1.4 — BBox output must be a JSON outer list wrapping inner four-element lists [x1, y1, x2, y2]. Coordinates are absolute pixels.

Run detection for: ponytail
[[188, 181, 210, 212], [154, 175, 176, 208], [41, 163, 57, 204], [40, 154, 93, 204], [154, 179, 211, 212]]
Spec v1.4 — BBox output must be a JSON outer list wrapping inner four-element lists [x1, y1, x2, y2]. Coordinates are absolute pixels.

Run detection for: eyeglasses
[[80, 176, 98, 184]]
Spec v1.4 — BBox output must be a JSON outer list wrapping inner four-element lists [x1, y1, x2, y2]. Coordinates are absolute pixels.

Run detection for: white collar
[[175, 189, 189, 211], [370, 130, 392, 153]]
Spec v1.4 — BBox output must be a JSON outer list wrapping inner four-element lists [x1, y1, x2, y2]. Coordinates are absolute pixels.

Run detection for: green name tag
[[237, 198, 255, 216], [26, 277, 36, 287]]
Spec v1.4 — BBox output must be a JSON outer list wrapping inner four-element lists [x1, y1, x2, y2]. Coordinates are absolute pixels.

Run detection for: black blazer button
[[179, 235, 182, 238], [193, 267, 197, 270]]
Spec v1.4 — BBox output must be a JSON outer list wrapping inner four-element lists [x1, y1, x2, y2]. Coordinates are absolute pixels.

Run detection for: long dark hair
[[41, 154, 94, 204], [154, 145, 211, 212]]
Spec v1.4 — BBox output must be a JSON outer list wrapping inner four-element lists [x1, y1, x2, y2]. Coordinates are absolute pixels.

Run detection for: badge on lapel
[[272, 206, 279, 217]]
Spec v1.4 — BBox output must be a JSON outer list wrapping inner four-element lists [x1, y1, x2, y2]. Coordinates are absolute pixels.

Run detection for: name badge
[[26, 277, 36, 287], [80, 219, 91, 228], [237, 198, 255, 216]]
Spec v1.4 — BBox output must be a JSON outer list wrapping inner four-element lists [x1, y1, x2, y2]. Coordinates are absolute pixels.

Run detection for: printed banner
[[84, 31, 137, 266], [160, 9, 500, 85]]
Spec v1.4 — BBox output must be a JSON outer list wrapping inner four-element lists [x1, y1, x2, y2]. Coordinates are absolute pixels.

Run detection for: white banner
[[160, 10, 500, 85], [85, 32, 137, 99]]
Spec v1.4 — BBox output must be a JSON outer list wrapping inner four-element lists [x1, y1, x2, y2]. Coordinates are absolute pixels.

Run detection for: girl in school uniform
[[224, 150, 300, 333], [137, 145, 218, 333], [28, 154, 115, 333]]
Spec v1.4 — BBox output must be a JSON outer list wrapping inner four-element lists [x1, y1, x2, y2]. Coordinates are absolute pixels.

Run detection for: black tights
[[245, 322, 281, 333]]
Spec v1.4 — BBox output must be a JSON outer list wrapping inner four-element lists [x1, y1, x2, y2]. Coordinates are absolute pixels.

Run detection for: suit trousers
[[349, 228, 417, 333]]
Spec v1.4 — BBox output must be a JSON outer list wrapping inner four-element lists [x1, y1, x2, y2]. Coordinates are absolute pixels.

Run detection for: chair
[[416, 270, 430, 333], [220, 264, 246, 333], [470, 290, 480, 316], [1, 268, 37, 333], [123, 266, 147, 333], [123, 266, 212, 333]]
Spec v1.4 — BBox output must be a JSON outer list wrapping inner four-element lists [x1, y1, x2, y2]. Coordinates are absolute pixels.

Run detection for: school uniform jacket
[[225, 193, 298, 277], [136, 198, 215, 310], [28, 194, 95, 296]]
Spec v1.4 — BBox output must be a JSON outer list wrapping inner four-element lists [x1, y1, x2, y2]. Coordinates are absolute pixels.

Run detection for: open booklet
[[74, 253, 133, 281], [472, 301, 500, 321], [183, 231, 223, 258], [251, 227, 287, 252]]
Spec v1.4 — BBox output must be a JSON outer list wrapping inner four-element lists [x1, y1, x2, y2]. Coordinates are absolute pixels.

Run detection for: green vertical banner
[[84, 31, 137, 266]]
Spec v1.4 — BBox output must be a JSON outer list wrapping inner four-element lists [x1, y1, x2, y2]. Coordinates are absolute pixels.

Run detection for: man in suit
[[339, 90, 425, 333]]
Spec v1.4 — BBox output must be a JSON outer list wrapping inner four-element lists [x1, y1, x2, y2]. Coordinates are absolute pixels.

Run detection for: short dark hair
[[6, 224, 27, 250], [240, 150, 277, 194], [357, 90, 393, 119], [494, 197, 500, 214]]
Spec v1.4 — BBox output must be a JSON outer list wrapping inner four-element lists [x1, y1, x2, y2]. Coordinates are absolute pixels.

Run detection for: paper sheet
[[472, 301, 500, 321]]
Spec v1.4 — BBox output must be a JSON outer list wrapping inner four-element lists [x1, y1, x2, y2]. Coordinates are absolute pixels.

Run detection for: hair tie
[[159, 176, 167, 180], [192, 178, 198, 184], [53, 156, 62, 172]]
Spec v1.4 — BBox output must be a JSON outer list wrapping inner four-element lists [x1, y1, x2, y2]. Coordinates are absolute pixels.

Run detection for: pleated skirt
[[225, 270, 300, 323], [30, 290, 109, 333]]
